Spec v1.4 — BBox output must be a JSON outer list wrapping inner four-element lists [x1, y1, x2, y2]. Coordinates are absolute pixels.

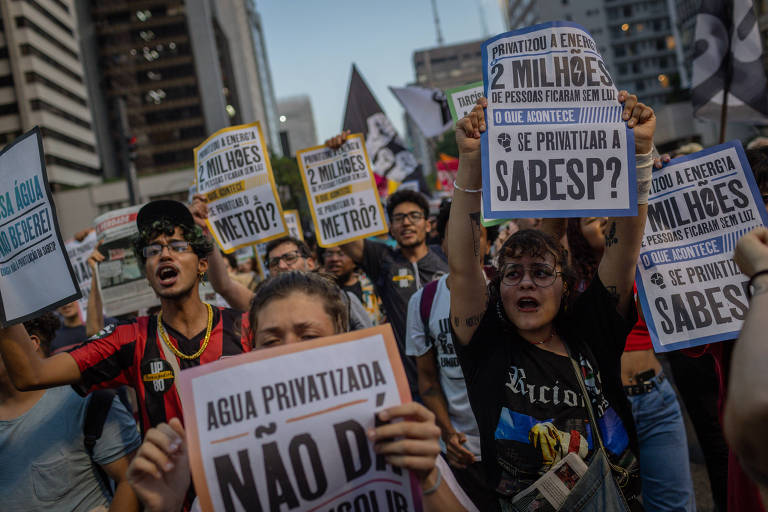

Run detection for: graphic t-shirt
[[405, 275, 481, 458], [455, 276, 637, 496]]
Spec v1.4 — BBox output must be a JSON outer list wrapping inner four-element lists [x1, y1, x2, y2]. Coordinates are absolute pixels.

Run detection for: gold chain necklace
[[157, 303, 213, 360]]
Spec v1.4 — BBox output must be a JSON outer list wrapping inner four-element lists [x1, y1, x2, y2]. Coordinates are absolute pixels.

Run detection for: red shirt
[[69, 307, 250, 434]]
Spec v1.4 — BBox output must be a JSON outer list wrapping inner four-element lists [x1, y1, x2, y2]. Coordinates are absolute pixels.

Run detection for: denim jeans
[[628, 374, 695, 512]]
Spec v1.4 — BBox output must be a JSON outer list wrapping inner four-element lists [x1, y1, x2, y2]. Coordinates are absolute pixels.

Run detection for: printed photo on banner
[[0, 127, 80, 325], [65, 230, 99, 322], [179, 325, 422, 512], [94, 205, 160, 317], [636, 141, 768, 352], [297, 133, 388, 247], [282, 209, 303, 240], [195, 122, 287, 253], [481, 21, 636, 219], [446, 81, 483, 124]]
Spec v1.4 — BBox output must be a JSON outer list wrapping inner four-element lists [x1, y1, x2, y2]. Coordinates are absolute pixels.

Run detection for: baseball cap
[[136, 200, 195, 233]]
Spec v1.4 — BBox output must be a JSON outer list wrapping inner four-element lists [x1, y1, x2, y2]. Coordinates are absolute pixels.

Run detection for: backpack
[[84, 389, 117, 496], [419, 279, 440, 345]]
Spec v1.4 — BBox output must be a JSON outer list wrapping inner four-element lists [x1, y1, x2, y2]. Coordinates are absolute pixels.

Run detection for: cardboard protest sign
[[0, 128, 80, 325], [255, 242, 269, 279], [179, 325, 422, 512], [447, 81, 483, 124], [65, 230, 99, 322], [636, 141, 768, 352], [482, 22, 636, 219], [282, 209, 303, 240], [94, 205, 160, 317], [297, 134, 388, 247], [195, 122, 287, 253]]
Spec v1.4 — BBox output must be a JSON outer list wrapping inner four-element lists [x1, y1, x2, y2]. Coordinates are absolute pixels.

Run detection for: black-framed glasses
[[391, 211, 425, 224], [501, 263, 562, 287], [268, 250, 302, 269], [142, 240, 191, 258]]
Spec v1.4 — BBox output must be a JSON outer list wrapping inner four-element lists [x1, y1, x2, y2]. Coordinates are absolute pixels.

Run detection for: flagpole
[[719, 86, 728, 144]]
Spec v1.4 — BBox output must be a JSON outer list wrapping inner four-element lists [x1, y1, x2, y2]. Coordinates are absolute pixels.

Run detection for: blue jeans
[[628, 374, 695, 512]]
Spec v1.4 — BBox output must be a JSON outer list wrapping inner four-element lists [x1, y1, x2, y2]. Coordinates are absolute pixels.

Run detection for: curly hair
[[23, 311, 61, 356], [249, 271, 348, 347], [132, 217, 213, 266], [566, 218, 600, 286]]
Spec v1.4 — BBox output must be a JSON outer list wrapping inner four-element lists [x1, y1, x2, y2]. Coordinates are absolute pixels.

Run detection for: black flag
[[342, 65, 430, 196], [692, 0, 768, 122]]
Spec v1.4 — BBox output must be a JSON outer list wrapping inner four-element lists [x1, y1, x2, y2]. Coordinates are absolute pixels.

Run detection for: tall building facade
[[500, 0, 539, 30], [77, 0, 279, 181], [0, 0, 101, 186], [413, 39, 484, 91], [276, 95, 317, 157]]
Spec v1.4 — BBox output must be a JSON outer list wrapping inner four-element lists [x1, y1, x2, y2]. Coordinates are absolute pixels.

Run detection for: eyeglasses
[[142, 240, 191, 258], [391, 211, 425, 224], [501, 263, 562, 287], [268, 250, 302, 269]]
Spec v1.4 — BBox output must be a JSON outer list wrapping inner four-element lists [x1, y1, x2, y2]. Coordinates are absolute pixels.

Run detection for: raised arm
[[0, 324, 82, 390], [86, 241, 106, 337], [189, 195, 254, 311], [448, 100, 489, 345], [725, 228, 768, 484], [596, 91, 655, 318]]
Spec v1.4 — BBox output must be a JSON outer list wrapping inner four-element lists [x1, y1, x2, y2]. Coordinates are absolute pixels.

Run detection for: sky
[[258, 0, 506, 145]]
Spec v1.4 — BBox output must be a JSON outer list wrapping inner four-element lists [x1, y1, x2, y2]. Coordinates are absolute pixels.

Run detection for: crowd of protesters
[[4, 75, 768, 512]]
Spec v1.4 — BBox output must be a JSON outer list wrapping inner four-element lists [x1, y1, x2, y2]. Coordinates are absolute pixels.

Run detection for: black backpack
[[84, 389, 117, 496]]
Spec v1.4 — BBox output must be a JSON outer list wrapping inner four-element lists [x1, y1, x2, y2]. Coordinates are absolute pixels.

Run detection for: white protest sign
[[195, 122, 287, 253], [447, 81, 483, 124], [94, 205, 160, 316], [636, 141, 768, 352], [297, 134, 388, 247], [482, 22, 636, 219], [65, 230, 98, 322], [282, 209, 303, 240], [180, 325, 421, 512], [0, 128, 80, 325]]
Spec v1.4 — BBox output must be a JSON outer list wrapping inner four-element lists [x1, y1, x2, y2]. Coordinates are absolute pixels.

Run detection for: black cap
[[136, 200, 195, 233]]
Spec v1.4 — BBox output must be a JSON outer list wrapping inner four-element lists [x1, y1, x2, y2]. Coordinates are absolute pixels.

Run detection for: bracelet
[[747, 269, 768, 299], [453, 180, 482, 193], [421, 467, 442, 496]]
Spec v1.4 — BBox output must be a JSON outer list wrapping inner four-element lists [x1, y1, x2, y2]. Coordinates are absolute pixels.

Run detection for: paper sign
[[0, 128, 80, 325], [297, 134, 388, 247], [447, 81, 483, 124], [283, 210, 303, 240], [179, 325, 422, 512], [94, 205, 160, 316], [65, 230, 99, 322], [195, 122, 287, 253], [255, 242, 269, 279], [482, 22, 636, 219], [636, 141, 768, 352]]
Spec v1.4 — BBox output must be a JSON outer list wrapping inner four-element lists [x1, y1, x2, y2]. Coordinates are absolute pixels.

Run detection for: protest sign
[[283, 209, 303, 240], [255, 242, 269, 279], [636, 141, 768, 352], [179, 324, 422, 512], [446, 81, 483, 124], [297, 134, 388, 247], [0, 128, 80, 325], [94, 205, 159, 317], [65, 230, 99, 322], [195, 122, 287, 253], [482, 22, 636, 219]]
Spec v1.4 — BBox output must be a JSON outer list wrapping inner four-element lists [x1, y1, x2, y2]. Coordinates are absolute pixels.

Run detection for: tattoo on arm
[[605, 221, 618, 247], [605, 285, 620, 306], [453, 314, 483, 328], [469, 212, 482, 258]]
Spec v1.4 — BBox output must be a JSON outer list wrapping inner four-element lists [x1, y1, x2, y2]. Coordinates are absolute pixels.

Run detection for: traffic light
[[126, 135, 137, 161]]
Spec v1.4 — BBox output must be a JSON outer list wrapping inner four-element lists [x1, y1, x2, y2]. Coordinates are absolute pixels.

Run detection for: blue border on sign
[[636, 140, 768, 352], [481, 21, 637, 219]]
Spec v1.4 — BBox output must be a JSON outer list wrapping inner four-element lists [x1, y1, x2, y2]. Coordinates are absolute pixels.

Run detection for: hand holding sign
[[735, 227, 768, 277], [618, 90, 655, 154]]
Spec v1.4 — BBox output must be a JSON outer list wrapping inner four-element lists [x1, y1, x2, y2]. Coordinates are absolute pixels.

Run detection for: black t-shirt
[[455, 275, 638, 496], [342, 281, 364, 305], [361, 240, 448, 389]]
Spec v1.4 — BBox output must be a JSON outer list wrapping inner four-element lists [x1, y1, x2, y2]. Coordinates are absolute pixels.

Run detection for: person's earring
[[198, 271, 206, 281]]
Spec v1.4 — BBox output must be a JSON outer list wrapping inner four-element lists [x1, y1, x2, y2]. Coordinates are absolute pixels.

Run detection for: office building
[[0, 0, 101, 186], [500, 0, 539, 30], [413, 39, 484, 91], [277, 95, 317, 157]]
